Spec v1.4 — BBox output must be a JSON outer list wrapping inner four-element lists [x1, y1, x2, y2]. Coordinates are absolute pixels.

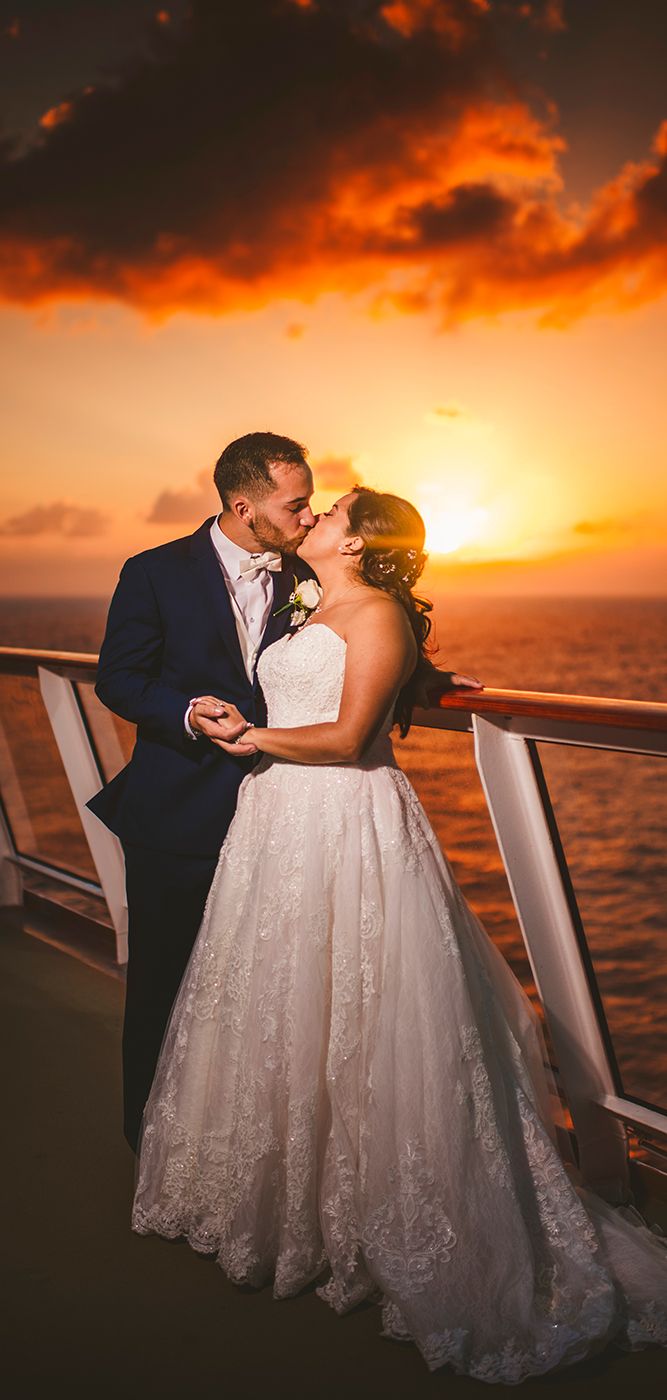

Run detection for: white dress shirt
[[185, 516, 281, 736]]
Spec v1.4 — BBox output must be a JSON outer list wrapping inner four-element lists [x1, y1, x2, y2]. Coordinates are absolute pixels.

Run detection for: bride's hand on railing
[[436, 671, 484, 693], [414, 660, 484, 709]]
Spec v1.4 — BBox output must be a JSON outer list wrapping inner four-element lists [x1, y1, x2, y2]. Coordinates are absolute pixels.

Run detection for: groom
[[88, 431, 481, 1151]]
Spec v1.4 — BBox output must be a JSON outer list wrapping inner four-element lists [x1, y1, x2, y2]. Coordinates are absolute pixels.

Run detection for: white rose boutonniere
[[274, 574, 323, 628]]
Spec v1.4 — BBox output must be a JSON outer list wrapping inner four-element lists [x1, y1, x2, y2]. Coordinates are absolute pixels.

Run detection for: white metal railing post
[[472, 712, 631, 1202], [38, 667, 128, 963]]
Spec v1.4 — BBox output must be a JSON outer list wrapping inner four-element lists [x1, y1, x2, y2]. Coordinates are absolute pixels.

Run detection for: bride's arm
[[216, 603, 417, 765]]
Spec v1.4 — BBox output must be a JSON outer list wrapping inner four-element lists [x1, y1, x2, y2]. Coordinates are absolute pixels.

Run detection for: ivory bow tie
[[238, 551, 282, 581]]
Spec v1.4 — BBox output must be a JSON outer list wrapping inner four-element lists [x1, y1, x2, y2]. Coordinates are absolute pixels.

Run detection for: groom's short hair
[[214, 432, 309, 506]]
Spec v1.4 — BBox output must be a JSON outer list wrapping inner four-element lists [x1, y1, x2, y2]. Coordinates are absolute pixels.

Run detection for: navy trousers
[[122, 842, 219, 1153]]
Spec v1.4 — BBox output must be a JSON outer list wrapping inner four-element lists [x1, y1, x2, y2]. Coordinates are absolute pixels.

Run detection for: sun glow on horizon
[[418, 488, 491, 558]]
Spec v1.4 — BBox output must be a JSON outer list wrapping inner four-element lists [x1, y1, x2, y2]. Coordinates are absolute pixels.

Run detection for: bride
[[132, 486, 667, 1382]]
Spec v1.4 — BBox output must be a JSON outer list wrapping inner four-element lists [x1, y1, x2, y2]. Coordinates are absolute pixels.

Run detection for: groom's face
[[250, 462, 316, 552]]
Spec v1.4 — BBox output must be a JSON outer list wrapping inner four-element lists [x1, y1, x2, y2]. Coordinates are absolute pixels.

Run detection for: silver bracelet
[[233, 720, 255, 744]]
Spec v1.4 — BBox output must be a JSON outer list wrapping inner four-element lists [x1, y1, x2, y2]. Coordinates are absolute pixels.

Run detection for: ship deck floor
[[3, 912, 666, 1400]]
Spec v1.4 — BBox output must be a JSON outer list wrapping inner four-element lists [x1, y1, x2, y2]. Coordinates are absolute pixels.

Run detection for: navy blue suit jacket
[[86, 517, 315, 857]]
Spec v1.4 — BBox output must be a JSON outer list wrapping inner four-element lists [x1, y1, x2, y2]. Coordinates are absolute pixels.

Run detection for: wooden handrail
[[435, 686, 667, 733], [1, 645, 666, 733], [0, 646, 98, 680]]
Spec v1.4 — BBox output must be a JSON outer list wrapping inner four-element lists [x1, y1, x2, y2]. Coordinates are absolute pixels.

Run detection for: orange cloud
[[513, 0, 566, 29], [0, 0, 665, 328], [311, 455, 358, 491], [370, 123, 667, 327], [39, 101, 74, 131], [573, 519, 627, 536], [380, 0, 473, 44], [430, 403, 465, 420], [542, 0, 566, 33]]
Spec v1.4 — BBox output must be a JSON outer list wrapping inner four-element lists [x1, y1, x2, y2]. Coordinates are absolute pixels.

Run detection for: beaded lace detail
[[133, 623, 667, 1380]]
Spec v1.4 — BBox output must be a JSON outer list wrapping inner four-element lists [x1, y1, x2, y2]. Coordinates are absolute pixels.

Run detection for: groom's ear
[[229, 494, 254, 525]]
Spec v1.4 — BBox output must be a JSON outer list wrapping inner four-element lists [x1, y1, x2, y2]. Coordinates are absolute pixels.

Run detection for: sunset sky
[[1, 0, 666, 597]]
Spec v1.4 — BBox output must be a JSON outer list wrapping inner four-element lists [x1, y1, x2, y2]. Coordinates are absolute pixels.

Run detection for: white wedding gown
[[132, 622, 667, 1382]]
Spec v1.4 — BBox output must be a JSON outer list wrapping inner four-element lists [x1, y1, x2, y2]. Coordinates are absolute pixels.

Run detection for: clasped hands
[[189, 697, 259, 755], [189, 659, 485, 757]]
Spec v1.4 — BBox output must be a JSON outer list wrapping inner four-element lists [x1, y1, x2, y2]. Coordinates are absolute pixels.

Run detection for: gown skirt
[[131, 623, 667, 1383]]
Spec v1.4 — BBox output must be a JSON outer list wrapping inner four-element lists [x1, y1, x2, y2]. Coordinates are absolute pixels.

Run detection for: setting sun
[[419, 491, 491, 557], [1, 0, 666, 598]]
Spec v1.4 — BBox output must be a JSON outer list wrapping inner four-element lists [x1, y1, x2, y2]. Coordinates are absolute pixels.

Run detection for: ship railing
[[1, 644, 666, 1204]]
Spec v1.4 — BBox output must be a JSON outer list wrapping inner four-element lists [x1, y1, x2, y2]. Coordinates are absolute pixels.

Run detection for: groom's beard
[[251, 509, 311, 554]]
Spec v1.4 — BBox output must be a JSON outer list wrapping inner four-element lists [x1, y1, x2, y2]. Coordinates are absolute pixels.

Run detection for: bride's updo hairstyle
[[346, 486, 434, 737]]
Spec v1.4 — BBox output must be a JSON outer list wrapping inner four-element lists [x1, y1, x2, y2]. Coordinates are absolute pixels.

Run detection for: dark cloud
[[0, 1, 515, 308], [147, 454, 358, 523], [390, 182, 514, 250], [0, 0, 665, 324], [0, 1, 189, 145], [0, 502, 109, 536], [519, 0, 566, 33], [0, 2, 491, 267], [146, 468, 216, 523]]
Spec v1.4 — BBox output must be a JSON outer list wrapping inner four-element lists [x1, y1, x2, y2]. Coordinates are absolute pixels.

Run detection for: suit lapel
[[257, 564, 296, 662], [189, 518, 249, 689], [191, 523, 318, 682], [257, 556, 321, 662]]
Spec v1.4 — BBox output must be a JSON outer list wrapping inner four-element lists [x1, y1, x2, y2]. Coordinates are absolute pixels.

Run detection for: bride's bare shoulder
[[349, 590, 416, 649]]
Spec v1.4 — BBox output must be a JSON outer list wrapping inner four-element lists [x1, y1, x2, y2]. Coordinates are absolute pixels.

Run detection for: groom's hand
[[189, 696, 248, 741]]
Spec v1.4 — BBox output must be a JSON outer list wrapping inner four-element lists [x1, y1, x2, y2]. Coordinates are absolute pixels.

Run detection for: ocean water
[[1, 593, 666, 1110]]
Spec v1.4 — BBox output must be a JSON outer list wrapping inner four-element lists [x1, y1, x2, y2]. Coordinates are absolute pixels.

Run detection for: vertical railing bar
[[37, 667, 128, 964], [525, 738, 625, 1098], [472, 713, 631, 1200]]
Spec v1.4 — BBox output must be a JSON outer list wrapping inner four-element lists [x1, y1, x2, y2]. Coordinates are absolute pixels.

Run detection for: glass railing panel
[[0, 674, 97, 880], [76, 682, 135, 781], [537, 742, 666, 1111]]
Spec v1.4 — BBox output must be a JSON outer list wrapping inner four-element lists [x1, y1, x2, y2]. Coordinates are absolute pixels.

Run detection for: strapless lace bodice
[[257, 622, 394, 748]]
